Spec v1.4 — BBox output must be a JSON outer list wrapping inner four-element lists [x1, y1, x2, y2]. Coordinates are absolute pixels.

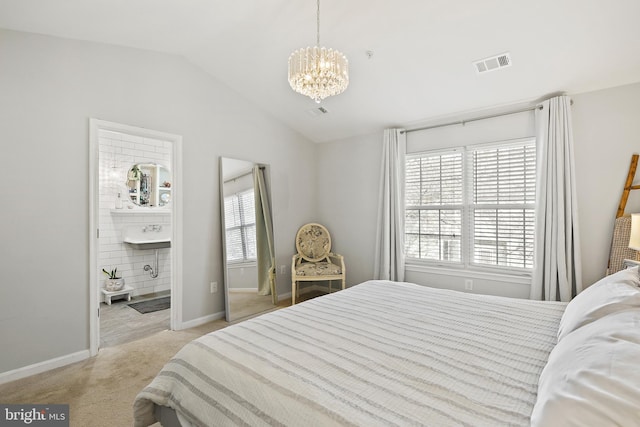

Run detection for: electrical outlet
[[280, 265, 285, 275], [210, 281, 218, 293], [464, 279, 473, 290]]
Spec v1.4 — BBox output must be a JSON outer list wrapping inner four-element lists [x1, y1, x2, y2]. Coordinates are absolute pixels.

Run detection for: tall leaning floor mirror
[[220, 157, 277, 322]]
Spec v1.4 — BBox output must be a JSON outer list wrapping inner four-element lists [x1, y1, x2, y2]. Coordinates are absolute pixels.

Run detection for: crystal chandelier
[[288, 0, 349, 103]]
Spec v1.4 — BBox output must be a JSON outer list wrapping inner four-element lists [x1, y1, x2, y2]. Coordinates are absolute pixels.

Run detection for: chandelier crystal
[[288, 0, 349, 103]]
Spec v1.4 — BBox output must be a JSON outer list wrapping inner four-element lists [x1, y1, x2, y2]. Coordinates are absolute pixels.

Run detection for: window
[[405, 139, 536, 272], [224, 189, 256, 263], [405, 150, 463, 262]]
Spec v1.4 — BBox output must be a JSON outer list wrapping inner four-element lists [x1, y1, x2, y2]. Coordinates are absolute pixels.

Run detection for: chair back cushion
[[296, 223, 332, 262]]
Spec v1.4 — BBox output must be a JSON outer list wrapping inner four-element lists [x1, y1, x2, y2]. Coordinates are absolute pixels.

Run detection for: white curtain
[[254, 165, 277, 303], [374, 128, 406, 281], [530, 95, 583, 301]]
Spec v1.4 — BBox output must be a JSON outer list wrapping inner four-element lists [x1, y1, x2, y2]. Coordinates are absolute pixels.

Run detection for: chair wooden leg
[[291, 279, 296, 305]]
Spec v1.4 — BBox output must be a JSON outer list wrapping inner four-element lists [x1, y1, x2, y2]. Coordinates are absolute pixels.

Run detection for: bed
[[133, 271, 640, 427]]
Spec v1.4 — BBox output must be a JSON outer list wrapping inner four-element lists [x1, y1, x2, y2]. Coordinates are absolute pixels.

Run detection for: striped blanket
[[133, 280, 566, 427]]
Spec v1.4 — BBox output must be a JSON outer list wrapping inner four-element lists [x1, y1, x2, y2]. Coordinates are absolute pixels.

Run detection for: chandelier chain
[[316, 0, 320, 46]]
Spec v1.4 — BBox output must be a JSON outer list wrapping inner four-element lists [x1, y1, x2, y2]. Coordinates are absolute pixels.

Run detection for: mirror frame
[[125, 162, 172, 207], [219, 156, 276, 322]]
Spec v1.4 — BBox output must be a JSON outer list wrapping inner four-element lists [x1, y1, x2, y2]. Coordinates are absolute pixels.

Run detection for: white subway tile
[[121, 133, 143, 143], [154, 284, 171, 293]]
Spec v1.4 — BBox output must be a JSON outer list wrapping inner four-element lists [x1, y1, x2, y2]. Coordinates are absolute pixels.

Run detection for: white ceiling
[[1, 0, 639, 142]]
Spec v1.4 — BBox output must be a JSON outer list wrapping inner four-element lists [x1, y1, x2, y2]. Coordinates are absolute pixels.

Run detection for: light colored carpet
[[0, 290, 328, 427], [0, 320, 227, 427]]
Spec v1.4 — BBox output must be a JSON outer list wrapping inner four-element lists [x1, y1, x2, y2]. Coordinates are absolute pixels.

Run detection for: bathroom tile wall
[[98, 129, 172, 298]]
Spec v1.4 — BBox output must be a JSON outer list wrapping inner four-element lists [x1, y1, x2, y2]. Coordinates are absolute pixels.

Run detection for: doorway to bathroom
[[89, 119, 182, 354]]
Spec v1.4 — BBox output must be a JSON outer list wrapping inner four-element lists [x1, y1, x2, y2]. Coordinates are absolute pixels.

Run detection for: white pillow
[[531, 309, 640, 427], [557, 267, 640, 341]]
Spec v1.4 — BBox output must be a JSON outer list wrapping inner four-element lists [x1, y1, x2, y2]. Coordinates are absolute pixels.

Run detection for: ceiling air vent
[[473, 52, 512, 74], [305, 106, 329, 117]]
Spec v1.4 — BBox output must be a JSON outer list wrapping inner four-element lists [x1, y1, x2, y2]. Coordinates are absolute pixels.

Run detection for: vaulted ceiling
[[1, 0, 639, 142]]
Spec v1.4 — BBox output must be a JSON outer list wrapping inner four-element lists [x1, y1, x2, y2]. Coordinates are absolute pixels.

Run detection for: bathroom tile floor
[[100, 291, 170, 348]]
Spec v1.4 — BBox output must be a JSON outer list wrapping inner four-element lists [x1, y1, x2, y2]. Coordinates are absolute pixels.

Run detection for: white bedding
[[133, 280, 566, 427]]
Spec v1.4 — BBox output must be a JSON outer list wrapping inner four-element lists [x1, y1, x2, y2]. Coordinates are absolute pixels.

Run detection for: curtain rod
[[223, 166, 266, 183], [401, 105, 543, 135], [224, 170, 252, 184]]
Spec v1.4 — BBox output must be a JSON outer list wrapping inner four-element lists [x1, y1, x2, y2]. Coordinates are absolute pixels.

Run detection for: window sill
[[405, 262, 531, 286]]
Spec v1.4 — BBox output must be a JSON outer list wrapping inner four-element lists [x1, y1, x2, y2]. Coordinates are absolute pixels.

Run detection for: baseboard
[[0, 350, 90, 385], [176, 310, 225, 330], [228, 288, 258, 293]]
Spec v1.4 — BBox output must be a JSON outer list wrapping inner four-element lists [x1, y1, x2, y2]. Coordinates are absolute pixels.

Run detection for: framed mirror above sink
[[126, 163, 171, 207]]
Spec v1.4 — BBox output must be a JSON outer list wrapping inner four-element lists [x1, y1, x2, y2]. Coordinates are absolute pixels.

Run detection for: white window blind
[[224, 189, 256, 262], [405, 150, 463, 262], [405, 138, 536, 272], [469, 141, 536, 269]]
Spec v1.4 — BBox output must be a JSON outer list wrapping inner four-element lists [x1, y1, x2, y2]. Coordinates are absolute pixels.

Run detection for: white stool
[[101, 286, 134, 305]]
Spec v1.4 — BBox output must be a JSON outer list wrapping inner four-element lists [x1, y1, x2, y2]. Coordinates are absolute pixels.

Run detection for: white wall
[[315, 132, 384, 287], [0, 29, 317, 375], [572, 82, 640, 286], [317, 82, 640, 297], [226, 264, 258, 290]]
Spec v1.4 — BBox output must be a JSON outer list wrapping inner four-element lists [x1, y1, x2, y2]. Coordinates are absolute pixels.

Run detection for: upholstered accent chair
[[291, 223, 345, 304]]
